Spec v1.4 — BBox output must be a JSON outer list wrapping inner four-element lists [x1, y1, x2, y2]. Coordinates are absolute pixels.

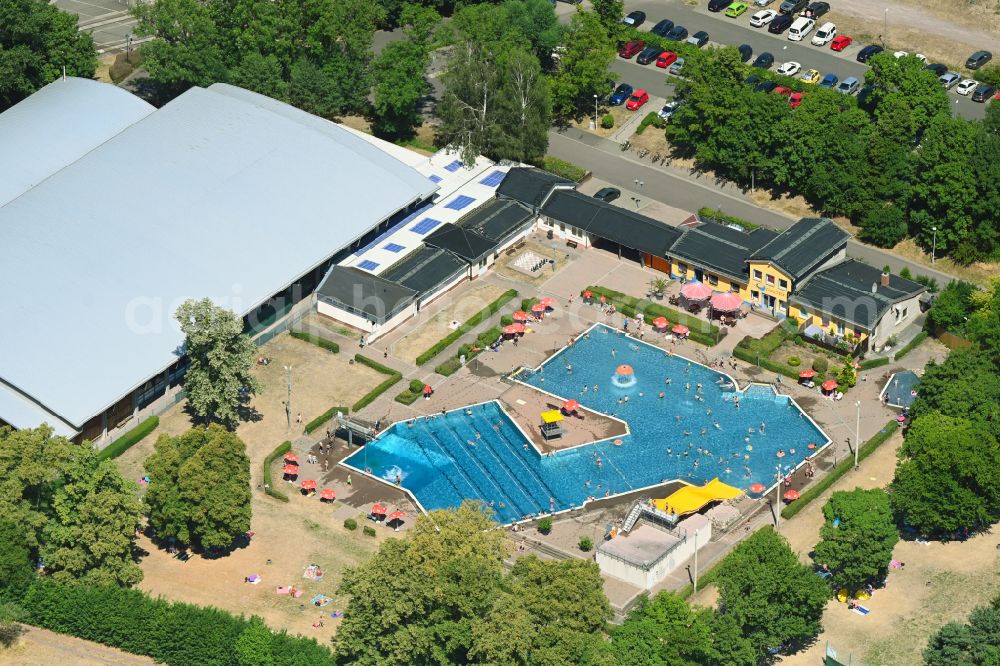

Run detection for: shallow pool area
[[344, 324, 829, 523]]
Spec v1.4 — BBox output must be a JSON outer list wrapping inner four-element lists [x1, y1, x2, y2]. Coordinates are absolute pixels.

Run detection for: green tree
[[927, 280, 977, 333], [836, 356, 857, 389], [0, 0, 97, 111], [590, 0, 624, 39], [549, 11, 615, 118], [229, 52, 289, 101], [715, 527, 829, 661], [890, 413, 1000, 537], [924, 595, 1000, 666], [175, 298, 261, 427], [908, 349, 1000, 439], [0, 522, 34, 603], [966, 107, 1000, 262], [492, 47, 551, 163], [235, 616, 275, 666], [288, 57, 340, 118], [865, 52, 949, 136], [813, 488, 898, 592], [771, 91, 855, 194], [858, 204, 908, 247], [303, 0, 383, 114], [965, 277, 1000, 364], [370, 39, 430, 139]]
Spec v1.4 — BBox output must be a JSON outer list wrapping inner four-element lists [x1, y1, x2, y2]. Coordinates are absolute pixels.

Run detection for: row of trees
[[666, 47, 1000, 264]]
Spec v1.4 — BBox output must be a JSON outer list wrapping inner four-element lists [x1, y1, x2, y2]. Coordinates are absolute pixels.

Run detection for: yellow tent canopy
[[651, 478, 743, 515], [540, 410, 564, 424]]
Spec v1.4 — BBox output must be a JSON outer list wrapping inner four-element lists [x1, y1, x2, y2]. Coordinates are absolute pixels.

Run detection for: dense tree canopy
[[549, 11, 615, 119], [0, 0, 97, 111], [908, 348, 1000, 439], [924, 595, 1000, 666], [813, 488, 898, 592], [925, 280, 977, 334]]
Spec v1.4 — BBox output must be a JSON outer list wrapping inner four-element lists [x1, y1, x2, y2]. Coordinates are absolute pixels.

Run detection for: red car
[[626, 89, 649, 110], [830, 35, 852, 52], [789, 91, 806, 108], [656, 51, 679, 68], [619, 40, 645, 58], [773, 86, 792, 97]]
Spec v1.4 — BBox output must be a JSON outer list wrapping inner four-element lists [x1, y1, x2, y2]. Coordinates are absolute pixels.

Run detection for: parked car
[[755, 80, 779, 92], [972, 84, 997, 102], [665, 25, 689, 41], [778, 0, 807, 14], [787, 17, 815, 41], [750, 9, 778, 26], [830, 35, 852, 51], [753, 0, 774, 5], [637, 46, 664, 65], [799, 68, 821, 83], [802, 1, 829, 18], [656, 50, 679, 68], [669, 57, 686, 74], [658, 100, 682, 120], [725, 1, 749, 17], [768, 14, 794, 34], [623, 10, 646, 26], [687, 30, 710, 47], [626, 89, 650, 110], [926, 63, 948, 77], [650, 19, 675, 37], [789, 91, 806, 108], [744, 73, 763, 86], [593, 187, 621, 202], [856, 44, 884, 63], [893, 50, 908, 59], [811, 22, 836, 46], [966, 50, 992, 70], [956, 78, 978, 96], [737, 44, 754, 62], [773, 86, 793, 96], [939, 72, 961, 89], [609, 83, 633, 105], [618, 40, 645, 58], [777, 61, 801, 76], [708, 0, 731, 10], [819, 72, 839, 88], [837, 76, 860, 94], [752, 52, 775, 69]]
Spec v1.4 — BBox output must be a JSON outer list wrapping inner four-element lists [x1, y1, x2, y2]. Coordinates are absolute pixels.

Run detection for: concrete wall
[[870, 294, 922, 349], [597, 517, 712, 590], [316, 299, 416, 343]]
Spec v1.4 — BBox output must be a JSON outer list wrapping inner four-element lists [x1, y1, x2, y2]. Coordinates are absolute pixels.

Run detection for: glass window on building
[[836, 321, 845, 335], [678, 263, 688, 274], [708, 274, 718, 286], [778, 300, 786, 311], [766, 274, 775, 285], [753, 270, 763, 281], [779, 279, 788, 290]]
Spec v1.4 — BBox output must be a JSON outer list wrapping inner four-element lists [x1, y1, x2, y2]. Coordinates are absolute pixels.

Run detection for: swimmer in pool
[[659, 392, 665, 399], [713, 421, 721, 429], [701, 428, 707, 436]]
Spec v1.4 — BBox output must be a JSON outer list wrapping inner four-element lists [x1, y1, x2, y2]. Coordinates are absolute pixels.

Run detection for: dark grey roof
[[789, 260, 926, 330], [496, 167, 574, 208], [424, 223, 497, 262], [457, 198, 534, 243], [541, 190, 683, 256], [668, 222, 778, 282], [749, 218, 851, 280], [380, 246, 466, 297], [316, 266, 416, 324]]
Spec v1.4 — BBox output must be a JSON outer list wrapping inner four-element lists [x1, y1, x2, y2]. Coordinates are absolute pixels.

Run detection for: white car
[[753, 0, 774, 5], [777, 61, 801, 77], [893, 50, 908, 59], [915, 53, 928, 63], [956, 79, 978, 95], [749, 9, 778, 27], [811, 22, 836, 46]]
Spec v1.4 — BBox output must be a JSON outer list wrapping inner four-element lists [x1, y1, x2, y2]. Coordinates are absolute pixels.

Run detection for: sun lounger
[[851, 605, 870, 616]]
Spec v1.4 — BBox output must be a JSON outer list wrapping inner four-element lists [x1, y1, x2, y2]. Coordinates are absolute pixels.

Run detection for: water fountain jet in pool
[[612, 364, 637, 389]]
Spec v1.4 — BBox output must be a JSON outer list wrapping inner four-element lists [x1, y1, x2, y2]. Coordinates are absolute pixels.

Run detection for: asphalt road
[[615, 0, 986, 120], [56, 0, 141, 52], [547, 127, 958, 284]]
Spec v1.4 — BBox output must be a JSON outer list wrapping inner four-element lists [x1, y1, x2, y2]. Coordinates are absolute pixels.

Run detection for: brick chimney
[[880, 271, 890, 288]]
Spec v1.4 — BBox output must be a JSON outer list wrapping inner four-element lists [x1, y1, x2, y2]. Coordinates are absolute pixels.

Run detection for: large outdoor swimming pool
[[344, 324, 828, 523]]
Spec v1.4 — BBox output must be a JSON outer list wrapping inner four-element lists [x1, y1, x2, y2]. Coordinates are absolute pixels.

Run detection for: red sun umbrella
[[423, 384, 433, 395], [783, 489, 801, 501], [503, 323, 526, 335], [582, 290, 593, 298], [652, 316, 669, 329], [799, 369, 818, 379], [672, 324, 690, 336], [282, 464, 298, 475], [539, 297, 556, 308], [710, 291, 743, 312], [319, 488, 336, 501], [371, 503, 387, 515], [531, 302, 547, 313], [822, 379, 839, 392], [300, 479, 317, 491], [562, 399, 579, 413], [387, 510, 406, 522], [616, 364, 634, 375], [512, 310, 530, 321], [283, 453, 299, 463], [749, 483, 766, 494], [680, 282, 713, 301]]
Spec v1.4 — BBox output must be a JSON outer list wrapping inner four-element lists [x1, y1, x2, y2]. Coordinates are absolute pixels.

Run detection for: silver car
[[754, 0, 774, 5], [939, 72, 961, 89]]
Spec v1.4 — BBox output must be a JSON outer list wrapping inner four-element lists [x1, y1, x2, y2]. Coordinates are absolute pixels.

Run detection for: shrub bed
[[542, 156, 587, 182], [363, 525, 377, 537], [858, 356, 890, 371], [781, 421, 899, 520], [635, 111, 666, 135], [583, 285, 723, 346], [415, 289, 518, 366], [697, 207, 761, 231], [289, 330, 339, 353], [304, 406, 350, 435], [351, 354, 402, 412], [435, 357, 463, 376], [96, 416, 159, 461], [520, 297, 539, 312], [600, 113, 614, 129], [893, 331, 929, 361], [262, 440, 292, 502], [344, 518, 358, 531]]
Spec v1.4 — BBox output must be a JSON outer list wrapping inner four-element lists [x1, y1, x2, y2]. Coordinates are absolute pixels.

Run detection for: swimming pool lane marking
[[414, 422, 496, 509]]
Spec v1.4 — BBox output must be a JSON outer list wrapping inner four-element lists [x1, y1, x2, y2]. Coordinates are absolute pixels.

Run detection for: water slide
[[651, 478, 743, 516]]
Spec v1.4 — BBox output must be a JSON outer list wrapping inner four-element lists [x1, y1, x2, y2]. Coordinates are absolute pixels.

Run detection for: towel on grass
[[851, 605, 871, 616]]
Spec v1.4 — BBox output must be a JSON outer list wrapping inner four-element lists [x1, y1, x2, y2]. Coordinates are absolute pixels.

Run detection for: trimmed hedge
[[635, 111, 665, 135], [698, 207, 761, 231], [435, 357, 463, 376], [351, 354, 402, 413], [781, 421, 899, 520], [858, 356, 890, 371], [520, 297, 539, 312], [584, 285, 723, 346], [542, 156, 587, 182], [21, 578, 335, 665], [415, 289, 518, 366], [262, 440, 292, 502], [96, 416, 159, 461], [893, 331, 929, 361], [290, 330, 339, 353], [304, 406, 349, 435]]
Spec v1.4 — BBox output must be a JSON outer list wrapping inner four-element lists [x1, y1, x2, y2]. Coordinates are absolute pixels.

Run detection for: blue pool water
[[344, 324, 828, 523]]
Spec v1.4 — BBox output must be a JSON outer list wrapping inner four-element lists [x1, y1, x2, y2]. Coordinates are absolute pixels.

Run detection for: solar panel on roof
[[445, 195, 475, 211], [352, 202, 432, 256], [410, 217, 442, 234], [428, 174, 442, 183], [444, 160, 462, 172], [479, 170, 505, 187], [384, 243, 405, 253], [357, 260, 379, 271]]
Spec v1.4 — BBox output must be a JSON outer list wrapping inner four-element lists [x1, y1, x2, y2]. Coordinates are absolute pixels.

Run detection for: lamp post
[[854, 400, 861, 468], [693, 529, 699, 593], [284, 365, 293, 428], [775, 464, 782, 528], [592, 94, 598, 130], [931, 226, 937, 264], [884, 8, 889, 44]]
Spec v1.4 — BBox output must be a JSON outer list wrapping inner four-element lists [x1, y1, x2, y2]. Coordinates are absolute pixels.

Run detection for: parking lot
[[55, 0, 140, 52]]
